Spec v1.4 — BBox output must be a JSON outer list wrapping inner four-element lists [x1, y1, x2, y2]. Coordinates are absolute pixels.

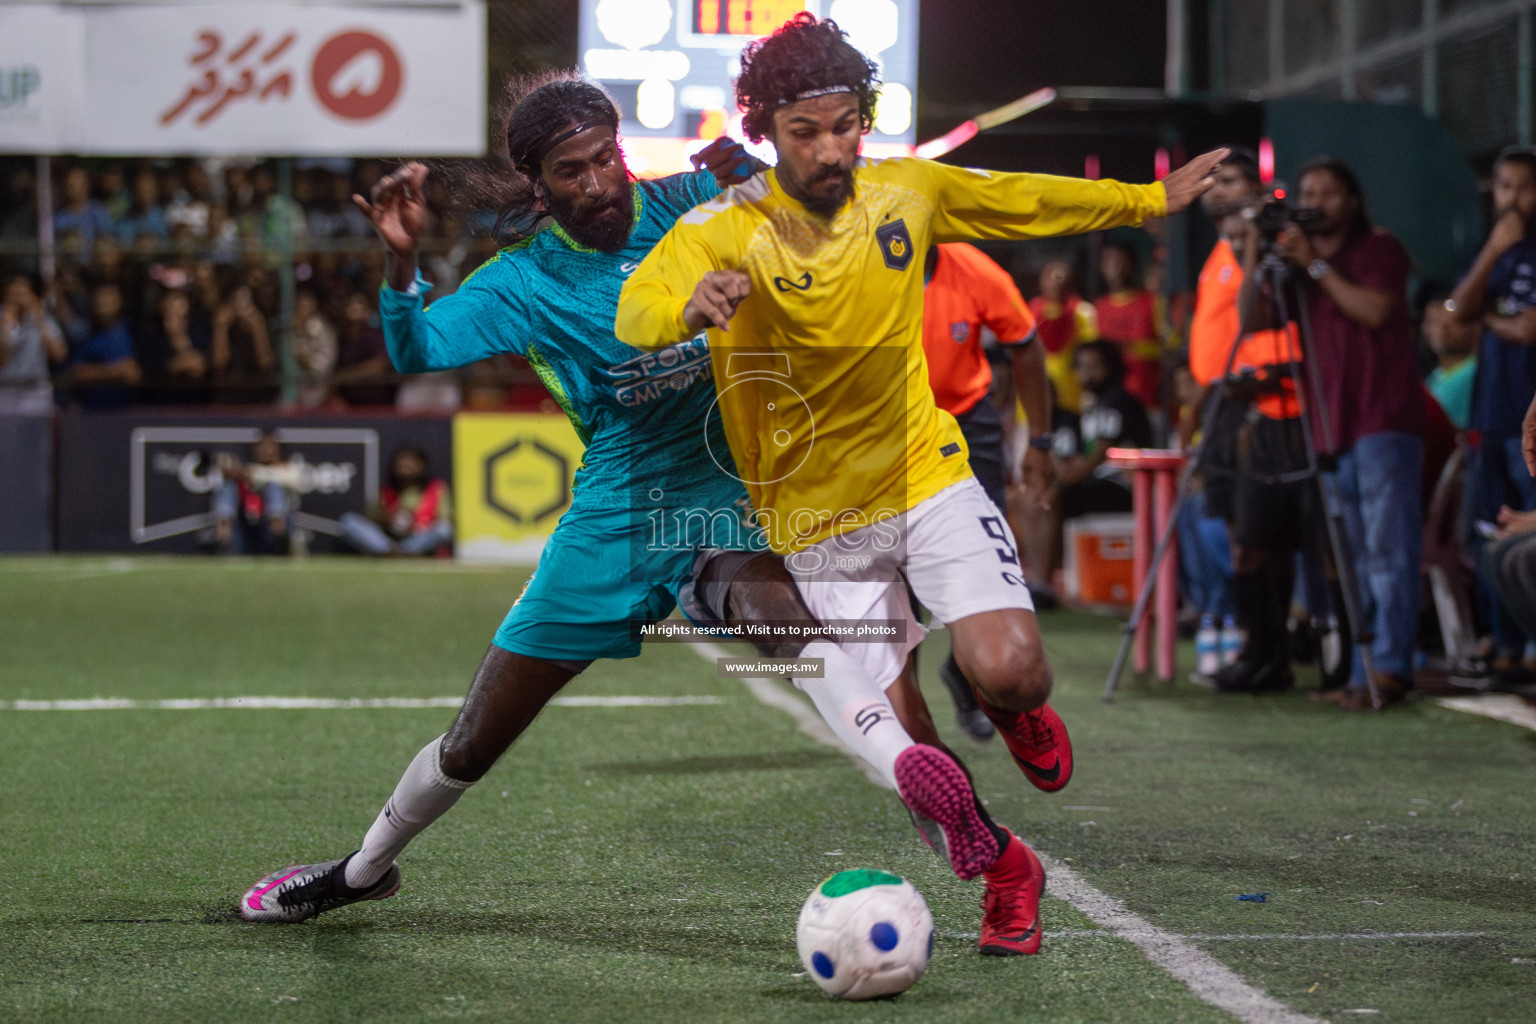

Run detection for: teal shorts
[[492, 504, 756, 662]]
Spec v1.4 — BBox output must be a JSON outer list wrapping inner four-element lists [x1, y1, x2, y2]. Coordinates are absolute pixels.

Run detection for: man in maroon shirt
[[1278, 157, 1423, 708]]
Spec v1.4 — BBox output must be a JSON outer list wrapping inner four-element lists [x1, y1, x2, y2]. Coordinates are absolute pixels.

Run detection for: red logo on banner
[[311, 31, 403, 121]]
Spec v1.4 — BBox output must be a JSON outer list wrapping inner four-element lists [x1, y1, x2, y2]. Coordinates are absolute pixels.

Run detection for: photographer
[[1187, 150, 1307, 694], [1278, 157, 1423, 709], [1447, 148, 1536, 680]]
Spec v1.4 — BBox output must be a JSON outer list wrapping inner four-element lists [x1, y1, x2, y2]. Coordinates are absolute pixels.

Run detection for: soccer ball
[[795, 869, 934, 1000]]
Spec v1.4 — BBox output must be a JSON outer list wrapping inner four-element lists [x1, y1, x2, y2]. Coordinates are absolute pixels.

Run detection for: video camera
[[1248, 194, 1327, 239]]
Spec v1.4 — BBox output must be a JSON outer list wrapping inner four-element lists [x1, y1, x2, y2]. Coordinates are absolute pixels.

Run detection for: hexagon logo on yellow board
[[453, 413, 585, 563]]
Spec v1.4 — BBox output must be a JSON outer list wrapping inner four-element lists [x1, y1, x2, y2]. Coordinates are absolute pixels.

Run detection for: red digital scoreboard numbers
[[693, 0, 810, 38]]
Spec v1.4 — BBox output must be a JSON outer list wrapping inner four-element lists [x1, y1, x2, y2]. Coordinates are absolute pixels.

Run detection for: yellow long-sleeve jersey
[[615, 156, 1166, 553]]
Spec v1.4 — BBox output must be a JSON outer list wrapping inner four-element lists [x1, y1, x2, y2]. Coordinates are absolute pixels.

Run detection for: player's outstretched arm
[[923, 148, 1227, 243], [354, 162, 429, 291], [357, 163, 521, 374], [1159, 149, 1228, 216], [617, 215, 739, 349]]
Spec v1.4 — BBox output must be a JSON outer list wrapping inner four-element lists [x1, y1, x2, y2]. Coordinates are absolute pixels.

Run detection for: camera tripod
[[1101, 245, 1384, 709]]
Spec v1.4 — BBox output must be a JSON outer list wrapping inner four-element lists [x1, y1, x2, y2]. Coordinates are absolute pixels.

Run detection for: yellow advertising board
[[452, 413, 584, 562]]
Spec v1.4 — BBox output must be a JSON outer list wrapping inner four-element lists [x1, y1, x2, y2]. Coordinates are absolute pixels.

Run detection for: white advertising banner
[[0, 6, 83, 153], [0, 3, 486, 156]]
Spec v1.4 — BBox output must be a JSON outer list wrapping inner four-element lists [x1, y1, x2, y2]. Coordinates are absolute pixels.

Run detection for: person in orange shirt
[[921, 241, 1054, 740], [1094, 240, 1168, 412], [1185, 148, 1315, 695], [1028, 259, 1096, 413]]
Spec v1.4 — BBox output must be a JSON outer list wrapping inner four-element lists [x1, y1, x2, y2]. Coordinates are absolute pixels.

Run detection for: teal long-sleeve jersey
[[379, 170, 746, 515]]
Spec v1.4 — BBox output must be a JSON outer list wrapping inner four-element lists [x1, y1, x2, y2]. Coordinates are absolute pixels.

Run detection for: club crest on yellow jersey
[[875, 219, 914, 271]]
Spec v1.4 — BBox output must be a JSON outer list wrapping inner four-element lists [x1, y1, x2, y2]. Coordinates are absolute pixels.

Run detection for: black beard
[[798, 168, 853, 218], [547, 180, 635, 253]]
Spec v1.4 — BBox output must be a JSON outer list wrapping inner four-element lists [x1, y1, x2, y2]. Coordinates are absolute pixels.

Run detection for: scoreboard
[[690, 1, 810, 38], [578, 0, 918, 175]]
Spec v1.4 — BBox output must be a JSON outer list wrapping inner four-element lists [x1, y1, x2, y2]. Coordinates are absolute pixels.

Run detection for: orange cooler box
[[1063, 513, 1135, 608]]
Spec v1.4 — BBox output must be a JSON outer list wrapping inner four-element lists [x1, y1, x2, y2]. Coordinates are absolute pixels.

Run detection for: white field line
[[1437, 694, 1536, 732], [685, 641, 1324, 1024], [945, 929, 1488, 942], [0, 695, 723, 712]]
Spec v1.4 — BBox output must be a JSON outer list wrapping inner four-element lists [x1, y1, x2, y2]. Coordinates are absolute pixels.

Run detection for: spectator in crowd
[[211, 430, 295, 555], [339, 445, 454, 556], [291, 288, 337, 409], [1170, 359, 1236, 626], [165, 163, 215, 241], [245, 166, 308, 253], [54, 166, 115, 258], [138, 288, 210, 404], [1019, 340, 1153, 587], [95, 165, 130, 221], [330, 291, 395, 406], [1422, 292, 1479, 430], [1028, 259, 1096, 413], [1488, 506, 1536, 660], [116, 167, 168, 247], [305, 168, 372, 240], [1093, 239, 1167, 412], [66, 281, 140, 409], [0, 273, 66, 414], [1184, 147, 1310, 695], [1061, 340, 1154, 513], [1448, 147, 1536, 680], [1, 168, 38, 254], [1280, 157, 1423, 709], [210, 283, 276, 404], [919, 241, 1052, 739]]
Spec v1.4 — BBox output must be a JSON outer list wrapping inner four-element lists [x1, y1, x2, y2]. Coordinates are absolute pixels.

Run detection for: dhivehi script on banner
[[0, 2, 485, 156]]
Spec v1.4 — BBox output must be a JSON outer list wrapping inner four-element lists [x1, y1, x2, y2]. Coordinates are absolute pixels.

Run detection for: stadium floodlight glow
[[595, 0, 674, 51], [636, 77, 677, 130], [582, 48, 691, 81], [875, 82, 912, 136], [912, 87, 1056, 160]]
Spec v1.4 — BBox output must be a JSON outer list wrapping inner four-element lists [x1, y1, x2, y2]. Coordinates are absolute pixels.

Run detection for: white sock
[[345, 735, 472, 889], [793, 640, 916, 788]]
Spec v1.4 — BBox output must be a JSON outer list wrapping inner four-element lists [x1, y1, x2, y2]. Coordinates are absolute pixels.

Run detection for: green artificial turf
[[1, 557, 1533, 1023]]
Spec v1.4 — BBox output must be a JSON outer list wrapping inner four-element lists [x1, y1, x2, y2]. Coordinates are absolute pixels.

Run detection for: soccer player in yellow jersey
[[617, 14, 1225, 955]]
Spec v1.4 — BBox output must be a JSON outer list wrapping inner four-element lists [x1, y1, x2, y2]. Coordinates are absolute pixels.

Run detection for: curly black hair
[[449, 70, 623, 241], [735, 13, 880, 144], [1075, 339, 1127, 387]]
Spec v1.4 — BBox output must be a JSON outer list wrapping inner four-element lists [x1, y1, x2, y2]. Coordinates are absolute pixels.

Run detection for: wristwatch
[[1028, 435, 1054, 452], [1307, 258, 1331, 281]]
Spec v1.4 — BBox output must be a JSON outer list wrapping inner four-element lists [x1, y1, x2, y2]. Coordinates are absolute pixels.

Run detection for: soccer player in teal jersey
[[239, 73, 1016, 930]]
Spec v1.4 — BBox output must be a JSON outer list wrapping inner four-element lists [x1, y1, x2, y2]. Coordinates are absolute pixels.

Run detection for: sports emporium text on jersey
[[599, 334, 713, 408]]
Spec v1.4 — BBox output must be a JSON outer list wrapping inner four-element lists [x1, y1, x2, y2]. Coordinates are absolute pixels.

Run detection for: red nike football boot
[[984, 702, 1073, 792], [978, 830, 1045, 956]]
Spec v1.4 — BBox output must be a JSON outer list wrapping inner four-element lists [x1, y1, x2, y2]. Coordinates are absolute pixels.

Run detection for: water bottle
[[1219, 614, 1244, 667], [1196, 614, 1220, 676]]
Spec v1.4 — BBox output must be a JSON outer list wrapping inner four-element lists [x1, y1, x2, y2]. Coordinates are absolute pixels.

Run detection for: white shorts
[[786, 477, 1034, 687]]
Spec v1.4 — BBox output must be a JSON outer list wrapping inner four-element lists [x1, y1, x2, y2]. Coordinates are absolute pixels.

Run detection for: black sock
[[1231, 569, 1281, 666], [973, 797, 1013, 859]]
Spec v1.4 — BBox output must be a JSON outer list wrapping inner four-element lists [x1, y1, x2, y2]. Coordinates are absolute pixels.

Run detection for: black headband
[[521, 121, 605, 171]]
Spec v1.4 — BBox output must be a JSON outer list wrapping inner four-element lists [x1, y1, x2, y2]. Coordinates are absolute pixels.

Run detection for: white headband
[[777, 85, 855, 106]]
